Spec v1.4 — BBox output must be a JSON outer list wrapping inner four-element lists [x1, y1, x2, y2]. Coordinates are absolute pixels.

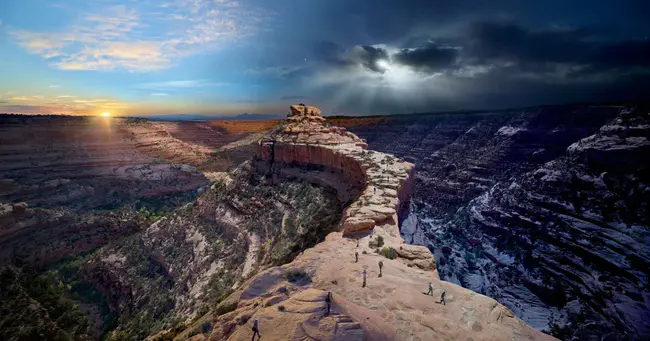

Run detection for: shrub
[[201, 321, 212, 334], [369, 235, 384, 248], [278, 305, 286, 312], [236, 314, 250, 325], [378, 247, 398, 260], [216, 301, 238, 316], [284, 268, 310, 283]]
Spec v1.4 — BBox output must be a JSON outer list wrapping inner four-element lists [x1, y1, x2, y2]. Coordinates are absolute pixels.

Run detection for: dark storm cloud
[[349, 45, 390, 73], [460, 21, 650, 77], [392, 42, 459, 73], [358, 20, 650, 81]]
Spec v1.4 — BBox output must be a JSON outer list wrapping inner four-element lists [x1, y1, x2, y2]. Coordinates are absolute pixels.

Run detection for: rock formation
[[182, 106, 554, 341], [257, 104, 415, 235]]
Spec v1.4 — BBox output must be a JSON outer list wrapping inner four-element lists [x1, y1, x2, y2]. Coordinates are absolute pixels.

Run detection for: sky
[[0, 0, 649, 116]]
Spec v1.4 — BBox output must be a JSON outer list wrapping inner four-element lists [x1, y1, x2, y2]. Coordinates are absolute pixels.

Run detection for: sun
[[101, 112, 111, 117]]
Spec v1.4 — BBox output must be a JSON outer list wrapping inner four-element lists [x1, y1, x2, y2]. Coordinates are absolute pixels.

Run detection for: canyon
[[1, 102, 648, 340], [336, 103, 650, 339]]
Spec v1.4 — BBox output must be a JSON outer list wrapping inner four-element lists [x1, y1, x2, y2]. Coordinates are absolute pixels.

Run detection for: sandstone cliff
[[171, 105, 553, 341]]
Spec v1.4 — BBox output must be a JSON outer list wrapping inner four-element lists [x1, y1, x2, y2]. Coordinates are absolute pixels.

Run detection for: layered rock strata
[[256, 105, 415, 234]]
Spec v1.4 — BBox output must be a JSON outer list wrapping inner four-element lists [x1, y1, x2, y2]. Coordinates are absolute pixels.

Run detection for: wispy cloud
[[11, 95, 44, 100], [151, 93, 170, 96], [10, 1, 266, 72], [1, 92, 129, 115], [134, 79, 229, 90], [49, 85, 61, 88]]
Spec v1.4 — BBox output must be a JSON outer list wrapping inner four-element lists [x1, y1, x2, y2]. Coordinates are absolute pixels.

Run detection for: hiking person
[[378, 260, 384, 277], [357, 238, 359, 247], [440, 290, 446, 305], [251, 318, 261, 341], [427, 282, 433, 296], [355, 252, 359, 263], [362, 270, 367, 287], [325, 291, 331, 315]]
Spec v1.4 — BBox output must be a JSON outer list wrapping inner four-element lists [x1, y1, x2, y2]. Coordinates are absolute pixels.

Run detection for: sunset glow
[[101, 112, 111, 117]]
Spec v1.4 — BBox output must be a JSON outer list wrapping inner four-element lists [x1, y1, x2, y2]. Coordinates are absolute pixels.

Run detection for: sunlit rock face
[[255, 105, 414, 234], [336, 104, 650, 339]]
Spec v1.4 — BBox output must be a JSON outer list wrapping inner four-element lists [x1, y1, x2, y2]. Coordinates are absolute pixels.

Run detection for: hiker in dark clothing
[[251, 318, 261, 340], [355, 252, 359, 263], [440, 290, 446, 305], [356, 238, 359, 247], [426, 282, 433, 296], [362, 270, 367, 288], [325, 291, 332, 315], [378, 261, 384, 277]]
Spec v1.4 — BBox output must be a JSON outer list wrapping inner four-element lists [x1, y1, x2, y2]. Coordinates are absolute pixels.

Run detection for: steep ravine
[[338, 104, 650, 339]]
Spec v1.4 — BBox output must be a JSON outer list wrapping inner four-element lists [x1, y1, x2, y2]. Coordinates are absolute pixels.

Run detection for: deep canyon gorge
[[1, 103, 648, 341]]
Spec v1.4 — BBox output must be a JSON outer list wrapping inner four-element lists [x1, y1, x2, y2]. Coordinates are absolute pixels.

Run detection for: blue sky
[[1, 0, 649, 116]]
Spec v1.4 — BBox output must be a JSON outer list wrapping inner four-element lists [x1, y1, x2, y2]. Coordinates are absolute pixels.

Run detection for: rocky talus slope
[[168, 106, 552, 341], [335, 104, 650, 339]]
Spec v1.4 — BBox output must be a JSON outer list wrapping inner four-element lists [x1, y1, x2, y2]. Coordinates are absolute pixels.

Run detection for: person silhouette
[[427, 282, 433, 296], [355, 252, 359, 263], [325, 291, 332, 315], [440, 290, 446, 305], [251, 318, 261, 341], [362, 270, 367, 288]]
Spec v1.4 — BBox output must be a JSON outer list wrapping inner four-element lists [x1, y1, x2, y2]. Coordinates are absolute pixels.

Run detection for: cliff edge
[[172, 106, 555, 341]]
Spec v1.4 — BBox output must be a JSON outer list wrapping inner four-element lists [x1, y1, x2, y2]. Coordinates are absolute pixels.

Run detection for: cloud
[[279, 19, 650, 113], [349, 45, 390, 73], [392, 42, 459, 73], [151, 93, 170, 96], [11, 96, 44, 100], [135, 79, 229, 90], [49, 85, 61, 88], [10, 1, 267, 72]]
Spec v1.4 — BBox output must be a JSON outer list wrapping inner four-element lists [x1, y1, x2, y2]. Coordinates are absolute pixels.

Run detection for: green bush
[[378, 247, 397, 260], [216, 301, 238, 316], [369, 235, 384, 248], [201, 321, 212, 333], [284, 268, 310, 283]]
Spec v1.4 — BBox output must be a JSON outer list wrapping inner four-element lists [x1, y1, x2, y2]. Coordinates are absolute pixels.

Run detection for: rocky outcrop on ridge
[[172, 106, 553, 341], [256, 105, 415, 235]]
